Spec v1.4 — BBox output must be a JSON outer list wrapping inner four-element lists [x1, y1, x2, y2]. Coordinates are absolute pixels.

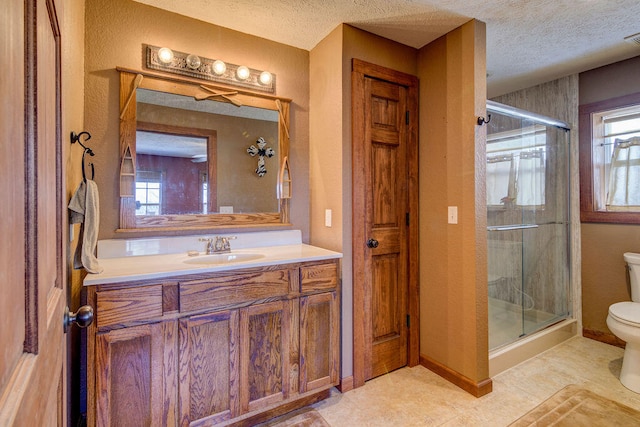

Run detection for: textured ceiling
[[134, 0, 640, 96]]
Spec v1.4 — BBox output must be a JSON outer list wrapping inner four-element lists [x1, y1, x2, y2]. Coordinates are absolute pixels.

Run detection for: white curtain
[[486, 155, 515, 206], [607, 136, 640, 211], [516, 150, 545, 206]]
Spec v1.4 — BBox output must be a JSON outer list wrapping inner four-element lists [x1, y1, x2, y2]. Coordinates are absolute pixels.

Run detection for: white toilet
[[607, 252, 640, 393]]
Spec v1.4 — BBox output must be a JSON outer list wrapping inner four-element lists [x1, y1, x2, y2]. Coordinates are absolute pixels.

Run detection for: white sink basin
[[183, 253, 265, 265]]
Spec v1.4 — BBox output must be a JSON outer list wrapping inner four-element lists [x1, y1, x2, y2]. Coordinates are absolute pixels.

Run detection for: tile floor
[[312, 336, 640, 426]]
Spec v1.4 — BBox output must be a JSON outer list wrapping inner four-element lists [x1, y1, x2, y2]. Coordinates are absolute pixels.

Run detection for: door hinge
[[405, 110, 410, 125], [406, 212, 410, 226], [406, 314, 410, 328]]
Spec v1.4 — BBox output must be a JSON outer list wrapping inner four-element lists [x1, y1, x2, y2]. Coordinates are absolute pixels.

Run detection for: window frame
[[579, 91, 640, 224], [135, 170, 163, 216]]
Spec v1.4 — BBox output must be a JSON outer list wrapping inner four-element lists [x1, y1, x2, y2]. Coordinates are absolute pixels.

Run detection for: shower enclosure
[[486, 101, 571, 350]]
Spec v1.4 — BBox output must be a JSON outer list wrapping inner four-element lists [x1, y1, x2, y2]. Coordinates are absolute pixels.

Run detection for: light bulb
[[212, 60, 226, 75], [259, 71, 272, 85], [157, 47, 174, 64], [236, 65, 250, 80], [186, 54, 201, 70]]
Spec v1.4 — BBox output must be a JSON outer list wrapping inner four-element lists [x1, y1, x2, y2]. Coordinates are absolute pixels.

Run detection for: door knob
[[366, 238, 379, 248], [64, 305, 94, 333]]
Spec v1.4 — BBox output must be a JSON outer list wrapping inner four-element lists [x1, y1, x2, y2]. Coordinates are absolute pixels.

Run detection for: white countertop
[[83, 244, 342, 286]]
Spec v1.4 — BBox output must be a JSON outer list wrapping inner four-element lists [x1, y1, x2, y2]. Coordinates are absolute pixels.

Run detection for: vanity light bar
[[145, 45, 276, 94]]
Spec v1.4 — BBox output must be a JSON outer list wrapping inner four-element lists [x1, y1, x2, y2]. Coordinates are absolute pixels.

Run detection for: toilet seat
[[609, 302, 640, 327]]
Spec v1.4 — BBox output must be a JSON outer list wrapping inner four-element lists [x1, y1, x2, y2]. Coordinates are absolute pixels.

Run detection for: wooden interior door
[[0, 0, 67, 424], [352, 59, 419, 386]]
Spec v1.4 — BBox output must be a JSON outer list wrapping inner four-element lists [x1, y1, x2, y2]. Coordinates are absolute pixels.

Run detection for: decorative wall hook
[[477, 114, 492, 126], [70, 131, 94, 154], [71, 131, 96, 181]]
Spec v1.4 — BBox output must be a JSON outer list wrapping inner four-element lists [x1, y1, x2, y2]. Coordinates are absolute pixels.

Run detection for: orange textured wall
[[582, 225, 640, 335], [417, 20, 489, 385]]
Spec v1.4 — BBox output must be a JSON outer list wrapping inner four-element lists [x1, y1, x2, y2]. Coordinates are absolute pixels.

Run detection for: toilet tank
[[624, 252, 640, 302]]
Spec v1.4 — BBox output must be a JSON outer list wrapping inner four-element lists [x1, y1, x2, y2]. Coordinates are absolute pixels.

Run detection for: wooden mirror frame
[[118, 67, 291, 232]]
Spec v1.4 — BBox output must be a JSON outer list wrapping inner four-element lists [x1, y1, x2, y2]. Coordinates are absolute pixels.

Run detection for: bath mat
[[509, 384, 640, 426], [258, 407, 331, 427]]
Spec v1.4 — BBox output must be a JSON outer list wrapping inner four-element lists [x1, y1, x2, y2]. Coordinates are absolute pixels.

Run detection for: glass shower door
[[521, 124, 570, 338], [486, 102, 571, 350]]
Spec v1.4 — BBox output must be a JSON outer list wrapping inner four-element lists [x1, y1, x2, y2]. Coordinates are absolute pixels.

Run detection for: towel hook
[[71, 131, 95, 181], [81, 150, 95, 181], [70, 131, 94, 155], [477, 114, 492, 126]]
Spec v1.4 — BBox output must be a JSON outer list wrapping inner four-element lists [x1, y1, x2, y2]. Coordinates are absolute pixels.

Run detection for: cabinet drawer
[[300, 263, 338, 293], [96, 285, 163, 328], [180, 269, 289, 313]]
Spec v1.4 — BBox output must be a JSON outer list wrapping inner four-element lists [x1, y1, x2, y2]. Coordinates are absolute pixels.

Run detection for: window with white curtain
[[592, 105, 640, 212], [486, 125, 546, 208], [135, 170, 163, 215], [606, 137, 640, 210]]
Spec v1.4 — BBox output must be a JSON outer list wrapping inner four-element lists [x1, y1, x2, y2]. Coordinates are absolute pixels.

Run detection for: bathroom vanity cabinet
[[84, 259, 339, 426]]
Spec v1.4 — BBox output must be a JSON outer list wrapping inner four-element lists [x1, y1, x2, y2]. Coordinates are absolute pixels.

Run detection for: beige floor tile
[[313, 336, 640, 426]]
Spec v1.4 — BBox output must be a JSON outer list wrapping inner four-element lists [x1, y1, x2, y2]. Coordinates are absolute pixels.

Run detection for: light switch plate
[[325, 209, 332, 227], [448, 206, 458, 224]]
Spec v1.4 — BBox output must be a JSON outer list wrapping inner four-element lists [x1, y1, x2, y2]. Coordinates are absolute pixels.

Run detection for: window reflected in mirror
[[136, 129, 209, 215]]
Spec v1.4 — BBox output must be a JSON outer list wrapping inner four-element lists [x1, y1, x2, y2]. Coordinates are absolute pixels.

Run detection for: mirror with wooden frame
[[118, 68, 291, 231]]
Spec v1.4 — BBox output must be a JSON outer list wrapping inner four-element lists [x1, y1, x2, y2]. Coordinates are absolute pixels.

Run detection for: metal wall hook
[[477, 114, 492, 126], [82, 152, 95, 181], [71, 131, 96, 181], [70, 131, 94, 155]]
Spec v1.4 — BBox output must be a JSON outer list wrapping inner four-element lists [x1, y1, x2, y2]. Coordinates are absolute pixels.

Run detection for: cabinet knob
[[366, 238, 379, 249], [64, 305, 94, 333]]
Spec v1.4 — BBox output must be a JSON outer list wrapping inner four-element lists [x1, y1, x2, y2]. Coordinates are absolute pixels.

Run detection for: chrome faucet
[[199, 237, 215, 254], [199, 236, 236, 254]]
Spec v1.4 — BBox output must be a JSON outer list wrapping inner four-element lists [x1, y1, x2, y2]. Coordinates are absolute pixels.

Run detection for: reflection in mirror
[[136, 89, 279, 215], [118, 69, 291, 231], [136, 121, 215, 215]]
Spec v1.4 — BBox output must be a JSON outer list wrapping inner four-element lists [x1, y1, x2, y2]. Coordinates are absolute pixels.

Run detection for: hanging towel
[[68, 179, 103, 273]]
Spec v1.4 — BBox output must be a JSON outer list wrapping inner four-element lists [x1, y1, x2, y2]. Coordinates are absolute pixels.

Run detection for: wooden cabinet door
[[95, 322, 178, 427], [240, 300, 291, 414], [300, 292, 339, 392], [178, 310, 240, 426]]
